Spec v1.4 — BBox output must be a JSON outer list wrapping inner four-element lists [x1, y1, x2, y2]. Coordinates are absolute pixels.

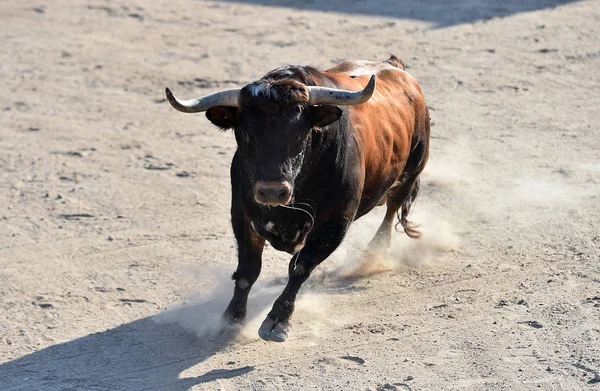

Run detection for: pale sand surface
[[1, 1, 599, 390]]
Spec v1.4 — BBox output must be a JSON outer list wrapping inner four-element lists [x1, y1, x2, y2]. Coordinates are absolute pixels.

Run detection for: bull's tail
[[393, 107, 429, 239]]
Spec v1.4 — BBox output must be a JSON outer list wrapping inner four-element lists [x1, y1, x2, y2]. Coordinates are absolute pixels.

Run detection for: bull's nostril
[[277, 189, 287, 200], [258, 190, 266, 198]]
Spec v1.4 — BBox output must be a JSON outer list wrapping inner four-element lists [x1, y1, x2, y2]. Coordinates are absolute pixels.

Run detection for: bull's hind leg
[[367, 138, 429, 253], [366, 190, 402, 254]]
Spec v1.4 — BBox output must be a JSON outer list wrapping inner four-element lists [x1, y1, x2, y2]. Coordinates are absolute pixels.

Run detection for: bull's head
[[165, 75, 376, 206]]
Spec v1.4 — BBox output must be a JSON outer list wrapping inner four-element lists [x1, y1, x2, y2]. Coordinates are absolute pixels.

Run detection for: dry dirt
[[1, 0, 599, 390]]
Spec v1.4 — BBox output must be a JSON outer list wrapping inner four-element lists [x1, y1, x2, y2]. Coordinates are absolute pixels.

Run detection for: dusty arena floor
[[1, 1, 599, 390]]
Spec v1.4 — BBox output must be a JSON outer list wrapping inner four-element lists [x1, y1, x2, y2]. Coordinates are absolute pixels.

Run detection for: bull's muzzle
[[254, 181, 292, 205]]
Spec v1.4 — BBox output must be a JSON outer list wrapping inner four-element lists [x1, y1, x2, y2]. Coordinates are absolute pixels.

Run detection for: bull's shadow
[[207, 0, 579, 28], [0, 300, 263, 391], [0, 273, 369, 391]]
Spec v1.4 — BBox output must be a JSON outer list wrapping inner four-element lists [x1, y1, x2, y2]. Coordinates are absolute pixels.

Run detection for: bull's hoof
[[221, 320, 243, 335], [222, 313, 245, 327], [258, 316, 291, 342], [214, 315, 244, 343]]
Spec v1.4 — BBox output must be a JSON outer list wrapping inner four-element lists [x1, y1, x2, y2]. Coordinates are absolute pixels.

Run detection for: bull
[[166, 55, 430, 342]]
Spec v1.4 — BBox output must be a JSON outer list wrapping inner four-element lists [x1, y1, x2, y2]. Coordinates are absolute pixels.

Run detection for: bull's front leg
[[222, 210, 265, 330], [258, 216, 352, 342]]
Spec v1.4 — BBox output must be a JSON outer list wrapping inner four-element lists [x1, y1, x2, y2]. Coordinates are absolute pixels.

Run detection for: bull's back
[[324, 57, 428, 214]]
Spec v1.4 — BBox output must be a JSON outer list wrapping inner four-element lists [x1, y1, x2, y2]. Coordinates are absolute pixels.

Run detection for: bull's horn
[[307, 75, 376, 106], [165, 87, 240, 113]]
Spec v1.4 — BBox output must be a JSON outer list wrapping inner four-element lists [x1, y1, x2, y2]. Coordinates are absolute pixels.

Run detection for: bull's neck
[[294, 111, 352, 194]]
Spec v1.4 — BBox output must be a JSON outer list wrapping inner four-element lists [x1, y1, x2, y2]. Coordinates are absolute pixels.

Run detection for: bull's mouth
[[258, 201, 292, 208], [254, 198, 294, 208]]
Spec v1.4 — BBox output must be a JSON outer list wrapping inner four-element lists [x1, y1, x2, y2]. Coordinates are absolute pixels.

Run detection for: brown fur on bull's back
[[322, 56, 429, 233]]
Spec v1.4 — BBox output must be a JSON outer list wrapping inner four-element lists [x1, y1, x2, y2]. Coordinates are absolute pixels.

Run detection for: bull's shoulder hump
[[325, 59, 405, 80]]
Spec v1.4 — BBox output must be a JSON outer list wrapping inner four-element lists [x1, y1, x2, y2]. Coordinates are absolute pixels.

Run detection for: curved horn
[[165, 87, 240, 113], [307, 75, 376, 106]]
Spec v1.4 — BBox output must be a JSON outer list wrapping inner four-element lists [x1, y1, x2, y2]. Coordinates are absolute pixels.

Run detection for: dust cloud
[[153, 268, 335, 342], [323, 141, 467, 279], [153, 268, 277, 340], [325, 208, 459, 279]]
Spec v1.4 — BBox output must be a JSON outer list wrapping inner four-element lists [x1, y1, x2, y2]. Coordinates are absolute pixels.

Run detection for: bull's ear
[[306, 105, 343, 128], [206, 106, 237, 130]]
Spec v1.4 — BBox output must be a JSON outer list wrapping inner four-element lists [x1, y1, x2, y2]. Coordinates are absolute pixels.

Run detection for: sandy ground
[[1, 0, 599, 390]]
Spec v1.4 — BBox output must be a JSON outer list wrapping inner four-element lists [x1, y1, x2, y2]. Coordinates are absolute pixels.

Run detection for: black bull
[[166, 56, 430, 342]]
